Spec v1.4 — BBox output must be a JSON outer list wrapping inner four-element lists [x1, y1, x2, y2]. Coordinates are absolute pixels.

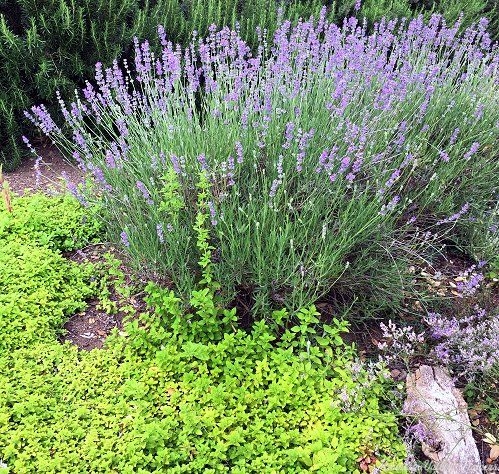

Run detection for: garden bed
[[1, 9, 499, 473]]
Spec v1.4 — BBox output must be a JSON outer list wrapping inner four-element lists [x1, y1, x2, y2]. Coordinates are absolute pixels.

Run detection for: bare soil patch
[[61, 244, 148, 351]]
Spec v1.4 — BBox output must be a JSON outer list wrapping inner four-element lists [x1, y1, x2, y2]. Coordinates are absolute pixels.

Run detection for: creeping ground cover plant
[[26, 12, 499, 316], [0, 192, 99, 352], [0, 310, 407, 473], [0, 193, 407, 473]]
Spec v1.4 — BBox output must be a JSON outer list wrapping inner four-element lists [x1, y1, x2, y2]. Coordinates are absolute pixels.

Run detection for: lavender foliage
[[27, 13, 499, 312]]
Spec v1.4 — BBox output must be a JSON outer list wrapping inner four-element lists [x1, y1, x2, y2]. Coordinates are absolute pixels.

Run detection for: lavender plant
[[26, 12, 499, 316]]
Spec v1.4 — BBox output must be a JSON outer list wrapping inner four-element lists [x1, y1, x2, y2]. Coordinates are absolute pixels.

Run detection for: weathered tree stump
[[404, 365, 481, 474]]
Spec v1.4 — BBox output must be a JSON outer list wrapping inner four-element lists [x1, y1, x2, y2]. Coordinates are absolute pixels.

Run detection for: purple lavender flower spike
[[21, 135, 44, 185], [474, 103, 484, 120], [156, 223, 164, 244], [120, 231, 130, 248], [226, 155, 236, 186], [116, 119, 128, 137], [424, 312, 459, 339], [169, 154, 182, 175], [235, 142, 243, 164], [25, 105, 60, 135], [197, 153, 209, 172], [449, 128, 460, 145], [384, 168, 401, 191], [380, 195, 400, 216], [282, 122, 295, 149], [456, 272, 483, 296], [464, 142, 480, 160], [72, 151, 87, 172], [105, 149, 117, 169], [90, 166, 112, 192], [207, 201, 217, 226], [73, 130, 88, 151], [61, 171, 87, 207], [315, 150, 327, 173], [439, 150, 450, 162], [269, 179, 281, 198], [437, 203, 470, 225], [296, 152, 305, 173], [136, 180, 154, 205], [409, 422, 437, 447]]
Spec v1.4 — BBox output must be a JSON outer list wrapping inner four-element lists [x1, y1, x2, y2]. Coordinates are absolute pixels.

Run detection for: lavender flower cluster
[[23, 11, 499, 309], [26, 11, 499, 214], [424, 306, 499, 376], [378, 320, 425, 366], [454, 263, 485, 297]]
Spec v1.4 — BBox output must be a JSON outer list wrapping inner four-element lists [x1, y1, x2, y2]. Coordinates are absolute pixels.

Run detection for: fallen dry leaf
[[357, 454, 378, 472], [489, 444, 499, 461], [469, 409, 479, 419]]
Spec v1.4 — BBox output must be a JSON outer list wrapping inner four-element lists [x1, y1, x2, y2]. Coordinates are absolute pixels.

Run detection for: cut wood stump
[[404, 365, 481, 474]]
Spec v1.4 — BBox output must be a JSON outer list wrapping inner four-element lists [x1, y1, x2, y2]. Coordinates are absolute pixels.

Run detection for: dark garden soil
[[61, 299, 127, 350], [62, 244, 149, 351]]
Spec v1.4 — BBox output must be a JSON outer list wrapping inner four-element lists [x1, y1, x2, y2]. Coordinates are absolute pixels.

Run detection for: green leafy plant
[[0, 192, 103, 352], [0, 240, 93, 352], [93, 251, 137, 315], [0, 193, 407, 473], [0, 193, 101, 252], [0, 285, 407, 473]]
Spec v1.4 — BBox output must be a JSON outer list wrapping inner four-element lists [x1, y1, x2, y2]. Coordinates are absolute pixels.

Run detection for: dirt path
[[4, 144, 84, 195]]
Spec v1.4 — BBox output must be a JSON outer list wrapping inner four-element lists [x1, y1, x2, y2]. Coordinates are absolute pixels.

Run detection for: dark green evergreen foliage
[[0, 11, 31, 171], [360, 0, 497, 35]]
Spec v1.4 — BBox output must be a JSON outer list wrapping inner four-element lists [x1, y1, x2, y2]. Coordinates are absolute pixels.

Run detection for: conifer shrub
[[0, 0, 166, 170]]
